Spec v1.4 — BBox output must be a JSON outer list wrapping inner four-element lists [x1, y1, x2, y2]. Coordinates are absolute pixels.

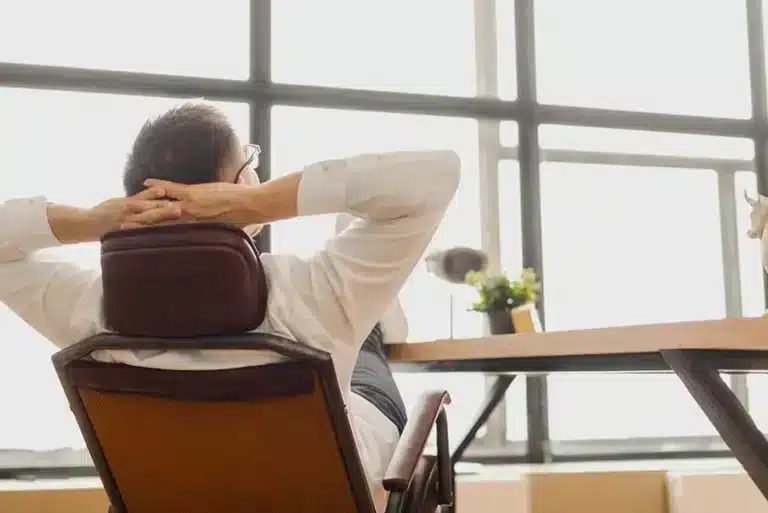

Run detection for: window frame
[[1, 0, 768, 476]]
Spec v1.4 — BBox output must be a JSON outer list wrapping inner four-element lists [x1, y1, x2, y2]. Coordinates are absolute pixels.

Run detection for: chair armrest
[[383, 390, 451, 502]]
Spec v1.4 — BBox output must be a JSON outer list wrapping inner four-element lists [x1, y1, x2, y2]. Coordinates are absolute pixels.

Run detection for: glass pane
[[537, 125, 754, 161], [0, 88, 248, 457], [272, 1, 476, 96], [505, 375, 528, 443], [550, 373, 730, 441], [748, 374, 768, 431], [495, 0, 517, 99], [0, 0, 249, 79], [735, 171, 767, 317], [498, 160, 524, 297], [535, 0, 751, 117], [543, 164, 725, 330], [543, 162, 728, 441], [270, 106, 486, 441], [500, 122, 519, 149]]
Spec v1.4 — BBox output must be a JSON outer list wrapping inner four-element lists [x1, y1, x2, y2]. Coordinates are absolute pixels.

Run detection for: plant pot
[[487, 308, 515, 335], [487, 304, 543, 335]]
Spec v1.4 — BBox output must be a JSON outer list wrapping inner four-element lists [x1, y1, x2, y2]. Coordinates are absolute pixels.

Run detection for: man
[[124, 104, 410, 442], [0, 102, 459, 506]]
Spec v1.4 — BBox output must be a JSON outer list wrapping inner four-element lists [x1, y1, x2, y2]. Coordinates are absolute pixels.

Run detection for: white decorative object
[[745, 191, 768, 239], [744, 191, 768, 275]]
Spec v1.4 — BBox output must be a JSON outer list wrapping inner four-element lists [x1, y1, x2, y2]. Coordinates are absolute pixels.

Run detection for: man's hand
[[47, 188, 180, 244], [123, 179, 258, 228], [89, 187, 181, 236]]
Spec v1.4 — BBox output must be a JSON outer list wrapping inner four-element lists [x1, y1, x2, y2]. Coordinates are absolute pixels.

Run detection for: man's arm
[[0, 194, 175, 348], [141, 152, 459, 348], [335, 212, 408, 343], [46, 204, 100, 244], [295, 150, 460, 347], [0, 198, 104, 348]]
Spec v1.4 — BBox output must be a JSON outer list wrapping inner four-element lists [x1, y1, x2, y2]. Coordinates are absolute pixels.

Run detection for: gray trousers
[[350, 323, 408, 434]]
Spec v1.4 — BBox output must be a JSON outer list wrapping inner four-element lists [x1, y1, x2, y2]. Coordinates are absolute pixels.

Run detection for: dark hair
[[123, 102, 238, 196]]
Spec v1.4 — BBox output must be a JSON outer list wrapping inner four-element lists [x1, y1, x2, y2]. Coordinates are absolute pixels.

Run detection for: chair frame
[[53, 332, 378, 513], [53, 332, 452, 513]]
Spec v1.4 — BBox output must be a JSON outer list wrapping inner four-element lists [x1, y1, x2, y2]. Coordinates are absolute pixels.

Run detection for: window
[[500, 121, 519, 149], [539, 125, 753, 444], [535, 0, 751, 118], [0, 87, 248, 462], [270, 106, 487, 442], [4, 0, 766, 471], [0, 0, 249, 79], [749, 372, 768, 433], [271, 1, 476, 96]]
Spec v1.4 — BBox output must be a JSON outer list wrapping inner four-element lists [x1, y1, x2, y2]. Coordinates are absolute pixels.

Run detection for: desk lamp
[[425, 247, 489, 338]]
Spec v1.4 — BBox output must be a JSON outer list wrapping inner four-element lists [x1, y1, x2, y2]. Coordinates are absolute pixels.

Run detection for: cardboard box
[[457, 479, 527, 513], [523, 470, 668, 513], [0, 488, 108, 513], [0, 478, 528, 513], [667, 471, 768, 513]]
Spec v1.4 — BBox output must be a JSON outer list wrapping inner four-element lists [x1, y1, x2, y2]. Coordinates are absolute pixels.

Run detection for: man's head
[[123, 101, 262, 234]]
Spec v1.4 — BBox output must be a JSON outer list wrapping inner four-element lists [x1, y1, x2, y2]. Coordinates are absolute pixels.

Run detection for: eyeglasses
[[233, 143, 261, 184]]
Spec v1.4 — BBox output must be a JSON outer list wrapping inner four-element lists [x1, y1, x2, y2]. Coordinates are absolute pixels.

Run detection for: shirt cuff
[[297, 160, 349, 217], [1, 197, 62, 254]]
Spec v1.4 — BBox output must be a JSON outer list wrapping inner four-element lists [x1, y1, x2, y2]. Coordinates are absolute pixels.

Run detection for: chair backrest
[[52, 223, 376, 513], [100, 222, 267, 337]]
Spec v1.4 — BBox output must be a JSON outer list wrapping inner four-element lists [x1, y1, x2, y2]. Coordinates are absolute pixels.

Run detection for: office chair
[[52, 222, 453, 513]]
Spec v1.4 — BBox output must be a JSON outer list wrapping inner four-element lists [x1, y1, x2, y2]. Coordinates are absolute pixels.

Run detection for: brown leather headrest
[[100, 223, 268, 338]]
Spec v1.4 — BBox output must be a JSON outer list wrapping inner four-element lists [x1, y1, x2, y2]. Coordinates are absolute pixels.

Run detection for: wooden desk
[[388, 316, 768, 372], [386, 317, 768, 510]]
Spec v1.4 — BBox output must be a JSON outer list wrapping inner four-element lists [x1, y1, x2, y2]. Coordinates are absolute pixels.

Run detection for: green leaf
[[467, 267, 541, 312]]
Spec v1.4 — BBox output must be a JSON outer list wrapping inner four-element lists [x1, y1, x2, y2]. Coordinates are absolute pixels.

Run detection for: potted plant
[[465, 268, 542, 335]]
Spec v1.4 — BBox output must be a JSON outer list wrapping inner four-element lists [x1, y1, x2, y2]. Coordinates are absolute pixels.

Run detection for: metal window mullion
[[534, 103, 754, 138], [1, 58, 762, 139], [0, 58, 762, 138], [251, 0, 272, 253], [541, 149, 752, 172], [504, 146, 754, 172], [515, 0, 551, 464], [500, 146, 520, 160], [717, 170, 749, 407], [474, 0, 508, 449]]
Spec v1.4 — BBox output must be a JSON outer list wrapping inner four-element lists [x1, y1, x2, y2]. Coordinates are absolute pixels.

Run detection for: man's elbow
[[370, 149, 461, 217]]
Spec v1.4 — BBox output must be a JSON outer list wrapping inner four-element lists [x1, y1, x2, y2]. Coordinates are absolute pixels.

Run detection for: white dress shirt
[[0, 150, 460, 507]]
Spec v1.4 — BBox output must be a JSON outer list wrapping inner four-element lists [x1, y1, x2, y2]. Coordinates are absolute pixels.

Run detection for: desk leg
[[662, 349, 768, 500], [444, 375, 516, 513]]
